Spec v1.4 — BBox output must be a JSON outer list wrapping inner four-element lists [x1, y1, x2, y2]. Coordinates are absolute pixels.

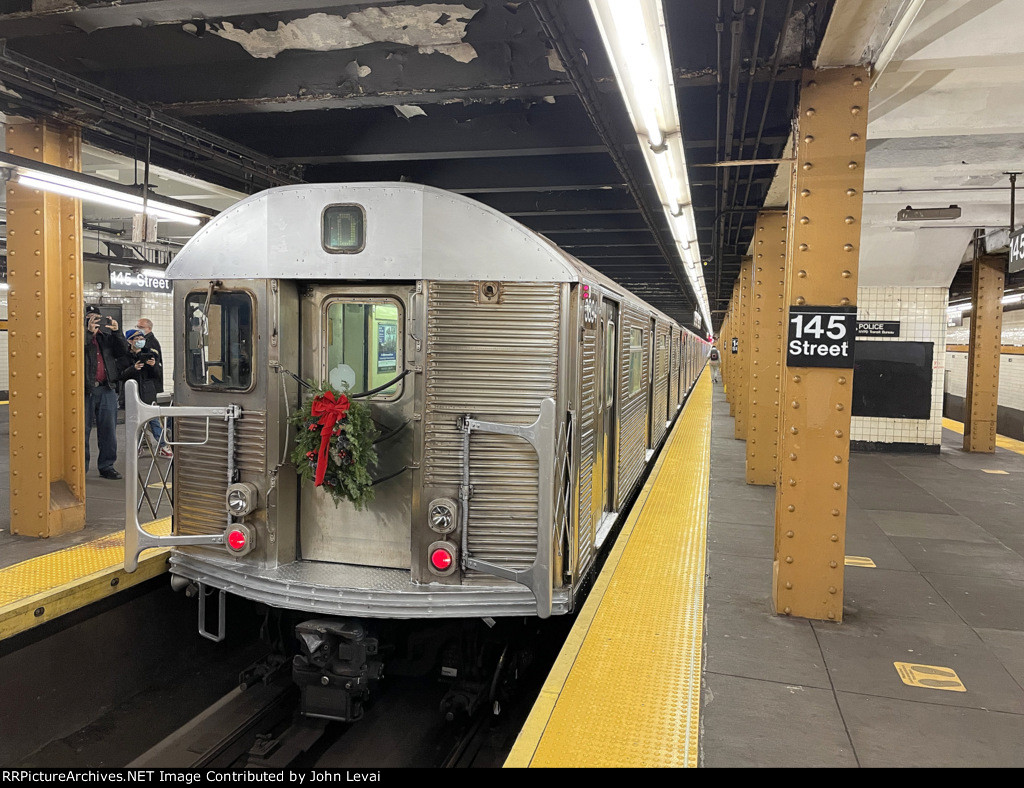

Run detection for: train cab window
[[629, 327, 644, 395], [324, 298, 403, 400], [322, 204, 366, 253], [185, 290, 254, 391]]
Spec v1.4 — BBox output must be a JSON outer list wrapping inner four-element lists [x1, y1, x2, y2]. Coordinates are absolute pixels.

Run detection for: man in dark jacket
[[84, 305, 131, 479], [133, 317, 164, 393], [123, 329, 171, 458]]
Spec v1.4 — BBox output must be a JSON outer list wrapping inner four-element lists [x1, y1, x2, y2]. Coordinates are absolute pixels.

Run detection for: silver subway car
[[124, 182, 709, 720]]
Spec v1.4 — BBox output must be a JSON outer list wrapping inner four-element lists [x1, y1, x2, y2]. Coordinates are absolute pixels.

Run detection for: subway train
[[124, 182, 710, 721]]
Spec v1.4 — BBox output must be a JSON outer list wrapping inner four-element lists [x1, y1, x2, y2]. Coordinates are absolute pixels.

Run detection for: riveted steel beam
[[733, 257, 753, 440], [963, 254, 1005, 453], [746, 211, 789, 486], [6, 119, 87, 537], [773, 68, 869, 622]]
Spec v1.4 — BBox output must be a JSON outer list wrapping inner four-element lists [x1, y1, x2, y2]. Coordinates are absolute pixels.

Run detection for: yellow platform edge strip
[[942, 417, 1024, 456], [0, 518, 172, 641], [505, 370, 712, 768]]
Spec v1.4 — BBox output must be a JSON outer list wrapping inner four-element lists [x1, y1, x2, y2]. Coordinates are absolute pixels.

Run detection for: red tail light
[[227, 529, 248, 551], [430, 546, 454, 571]]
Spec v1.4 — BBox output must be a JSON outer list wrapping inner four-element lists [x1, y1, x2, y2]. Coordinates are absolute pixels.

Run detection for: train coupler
[[292, 619, 383, 722]]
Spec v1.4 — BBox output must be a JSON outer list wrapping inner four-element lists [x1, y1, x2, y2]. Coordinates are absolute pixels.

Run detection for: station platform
[[507, 370, 1024, 768], [0, 407, 172, 641]]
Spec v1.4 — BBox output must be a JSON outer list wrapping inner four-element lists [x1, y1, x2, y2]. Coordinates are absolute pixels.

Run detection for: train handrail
[[457, 398, 557, 619], [123, 380, 242, 573]]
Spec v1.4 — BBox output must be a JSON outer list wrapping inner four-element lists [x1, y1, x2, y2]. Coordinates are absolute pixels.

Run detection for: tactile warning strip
[[0, 519, 171, 640], [942, 417, 1024, 456], [505, 369, 712, 767]]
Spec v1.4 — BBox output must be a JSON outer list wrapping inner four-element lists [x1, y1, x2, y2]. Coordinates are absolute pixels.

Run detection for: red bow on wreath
[[310, 391, 351, 486]]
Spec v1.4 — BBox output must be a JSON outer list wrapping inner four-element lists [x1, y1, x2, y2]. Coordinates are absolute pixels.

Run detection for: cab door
[[298, 284, 417, 569]]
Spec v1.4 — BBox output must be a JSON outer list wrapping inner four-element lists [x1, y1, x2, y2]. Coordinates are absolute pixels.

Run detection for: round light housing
[[224, 524, 254, 556], [427, 541, 457, 576], [226, 482, 258, 516], [427, 497, 458, 534], [431, 547, 453, 571]]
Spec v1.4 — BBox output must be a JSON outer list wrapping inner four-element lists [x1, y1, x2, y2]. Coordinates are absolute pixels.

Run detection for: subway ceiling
[[0, 0, 837, 332]]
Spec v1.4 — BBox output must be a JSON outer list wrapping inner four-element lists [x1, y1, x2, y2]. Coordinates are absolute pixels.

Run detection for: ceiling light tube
[[590, 0, 710, 328], [16, 173, 201, 225]]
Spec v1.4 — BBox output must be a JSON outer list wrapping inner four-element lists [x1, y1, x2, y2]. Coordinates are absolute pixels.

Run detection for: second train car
[[124, 182, 710, 721]]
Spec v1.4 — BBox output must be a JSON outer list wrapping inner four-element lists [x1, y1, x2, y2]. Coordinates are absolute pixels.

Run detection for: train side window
[[185, 290, 254, 392], [324, 298, 403, 401], [629, 327, 644, 395]]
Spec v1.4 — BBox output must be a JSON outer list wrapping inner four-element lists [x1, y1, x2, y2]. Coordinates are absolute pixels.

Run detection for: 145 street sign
[[786, 306, 857, 368]]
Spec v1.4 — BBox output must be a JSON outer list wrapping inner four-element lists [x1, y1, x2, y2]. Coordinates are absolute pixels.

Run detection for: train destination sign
[[786, 306, 857, 368], [856, 320, 900, 337]]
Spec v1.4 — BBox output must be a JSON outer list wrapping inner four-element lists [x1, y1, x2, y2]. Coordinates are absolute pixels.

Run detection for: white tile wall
[[851, 286, 947, 447], [944, 307, 1024, 413], [0, 285, 174, 393]]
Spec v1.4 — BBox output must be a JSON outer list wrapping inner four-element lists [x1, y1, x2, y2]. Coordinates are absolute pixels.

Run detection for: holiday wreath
[[289, 383, 378, 510]]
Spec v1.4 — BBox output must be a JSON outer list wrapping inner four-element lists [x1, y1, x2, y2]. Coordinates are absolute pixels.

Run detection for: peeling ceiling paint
[[211, 5, 480, 61]]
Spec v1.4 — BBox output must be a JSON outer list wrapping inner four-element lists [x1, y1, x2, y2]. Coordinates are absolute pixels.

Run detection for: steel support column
[[963, 254, 1004, 453], [773, 68, 868, 621], [724, 286, 737, 410], [733, 256, 753, 440], [746, 211, 788, 485], [6, 119, 86, 537]]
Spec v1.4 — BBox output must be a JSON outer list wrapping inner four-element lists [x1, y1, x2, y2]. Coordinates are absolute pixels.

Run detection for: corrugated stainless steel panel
[[174, 412, 267, 536], [577, 326, 598, 577], [424, 282, 560, 578], [618, 306, 649, 504]]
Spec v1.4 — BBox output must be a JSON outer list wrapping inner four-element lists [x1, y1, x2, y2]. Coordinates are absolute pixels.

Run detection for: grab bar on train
[[457, 398, 558, 618], [123, 380, 243, 573]]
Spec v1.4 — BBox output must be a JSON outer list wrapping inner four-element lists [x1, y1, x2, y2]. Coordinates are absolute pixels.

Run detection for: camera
[[136, 349, 158, 363]]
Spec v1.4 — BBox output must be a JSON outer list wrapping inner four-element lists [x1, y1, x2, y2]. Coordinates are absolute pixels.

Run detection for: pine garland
[[289, 382, 378, 510]]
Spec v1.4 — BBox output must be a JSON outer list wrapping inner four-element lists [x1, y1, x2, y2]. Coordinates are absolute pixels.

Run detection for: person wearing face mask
[[123, 329, 172, 458]]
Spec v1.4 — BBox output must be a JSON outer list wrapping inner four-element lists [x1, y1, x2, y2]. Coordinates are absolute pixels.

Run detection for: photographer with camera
[[84, 305, 132, 479], [123, 329, 171, 458]]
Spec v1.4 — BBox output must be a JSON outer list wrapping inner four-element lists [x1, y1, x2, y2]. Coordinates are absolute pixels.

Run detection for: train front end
[[122, 183, 577, 721]]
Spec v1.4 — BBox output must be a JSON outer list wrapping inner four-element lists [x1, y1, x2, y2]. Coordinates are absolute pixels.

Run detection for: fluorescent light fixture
[[1, 152, 212, 226], [590, 0, 711, 330], [16, 172, 202, 225]]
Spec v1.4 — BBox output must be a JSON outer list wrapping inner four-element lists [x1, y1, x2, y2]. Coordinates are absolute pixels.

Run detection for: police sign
[[786, 306, 856, 368]]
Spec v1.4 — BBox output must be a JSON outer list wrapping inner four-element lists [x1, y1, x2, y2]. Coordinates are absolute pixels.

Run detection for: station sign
[[109, 268, 172, 293], [786, 306, 856, 368], [1010, 226, 1024, 274], [856, 320, 900, 337], [731, 337, 738, 354]]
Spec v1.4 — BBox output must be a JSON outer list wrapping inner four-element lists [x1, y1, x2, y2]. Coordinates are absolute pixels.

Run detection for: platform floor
[[702, 382, 1024, 767]]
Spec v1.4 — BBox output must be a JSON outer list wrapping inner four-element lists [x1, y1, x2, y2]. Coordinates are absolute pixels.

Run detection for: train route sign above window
[[856, 320, 901, 337], [786, 306, 857, 368]]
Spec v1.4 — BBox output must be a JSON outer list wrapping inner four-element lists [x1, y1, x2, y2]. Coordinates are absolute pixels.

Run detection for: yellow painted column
[[963, 254, 1004, 453], [724, 288, 737, 410], [6, 119, 86, 537], [773, 67, 868, 622], [733, 257, 752, 440], [746, 211, 788, 485]]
